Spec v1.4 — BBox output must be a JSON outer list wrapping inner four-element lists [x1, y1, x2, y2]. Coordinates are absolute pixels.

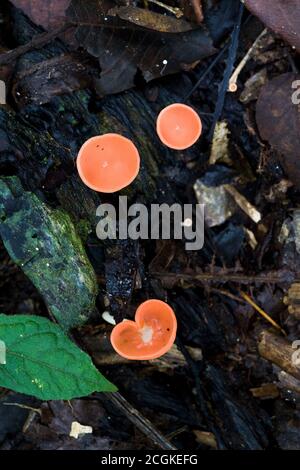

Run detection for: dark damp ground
[[0, 0, 300, 451]]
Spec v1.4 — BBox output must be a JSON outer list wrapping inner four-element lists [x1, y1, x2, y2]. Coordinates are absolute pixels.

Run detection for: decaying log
[[0, 9, 209, 319], [201, 365, 269, 449], [277, 370, 300, 395], [0, 177, 98, 330], [258, 330, 300, 381]]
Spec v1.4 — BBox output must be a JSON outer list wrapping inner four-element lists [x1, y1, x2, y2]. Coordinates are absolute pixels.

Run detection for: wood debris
[[250, 383, 279, 400], [210, 121, 231, 165], [70, 421, 93, 439], [224, 185, 262, 223], [258, 330, 300, 381], [284, 283, 300, 319]]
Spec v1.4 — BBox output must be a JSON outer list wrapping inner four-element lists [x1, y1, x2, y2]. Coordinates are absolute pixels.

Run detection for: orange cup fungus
[[76, 134, 140, 193], [156, 103, 202, 150], [110, 299, 177, 360]]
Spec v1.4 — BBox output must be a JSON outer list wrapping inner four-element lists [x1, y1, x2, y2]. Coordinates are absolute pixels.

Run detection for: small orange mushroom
[[156, 103, 202, 150], [110, 299, 177, 360], [76, 134, 140, 193]]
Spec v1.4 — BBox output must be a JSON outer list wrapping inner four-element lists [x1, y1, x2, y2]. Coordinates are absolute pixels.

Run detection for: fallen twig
[[190, 0, 204, 24], [209, 287, 245, 303], [0, 24, 73, 66], [209, 2, 244, 139], [152, 270, 297, 285], [184, 44, 229, 102], [99, 392, 177, 450], [258, 330, 300, 381], [148, 0, 183, 18], [240, 291, 286, 335], [224, 184, 262, 223], [3, 402, 41, 415], [228, 28, 268, 92]]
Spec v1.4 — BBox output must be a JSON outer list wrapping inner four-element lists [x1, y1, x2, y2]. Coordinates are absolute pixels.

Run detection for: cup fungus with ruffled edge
[[110, 299, 177, 360], [77, 134, 140, 193], [156, 103, 202, 150]]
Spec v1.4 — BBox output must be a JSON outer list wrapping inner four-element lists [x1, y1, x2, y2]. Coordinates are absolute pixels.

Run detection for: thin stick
[[209, 2, 244, 140], [228, 28, 268, 92], [0, 24, 72, 66], [147, 0, 183, 18], [152, 270, 296, 285], [3, 402, 42, 415], [224, 184, 262, 223], [210, 287, 245, 303], [240, 292, 287, 336], [190, 0, 204, 24], [101, 392, 177, 450], [184, 44, 229, 102]]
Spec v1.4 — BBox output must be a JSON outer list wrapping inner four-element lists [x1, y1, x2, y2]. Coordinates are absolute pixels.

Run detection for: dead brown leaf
[[12, 53, 98, 106], [180, 0, 204, 25], [244, 0, 300, 52], [256, 73, 300, 189], [109, 6, 195, 33], [10, 0, 70, 30], [67, 0, 215, 96]]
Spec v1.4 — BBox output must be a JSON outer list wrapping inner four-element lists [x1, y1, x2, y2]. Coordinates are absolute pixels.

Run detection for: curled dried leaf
[[244, 0, 300, 52], [256, 73, 300, 189], [10, 0, 70, 30], [67, 0, 215, 96], [109, 6, 195, 33]]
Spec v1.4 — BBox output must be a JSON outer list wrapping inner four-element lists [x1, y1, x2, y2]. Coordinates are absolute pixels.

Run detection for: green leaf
[[0, 314, 117, 400]]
